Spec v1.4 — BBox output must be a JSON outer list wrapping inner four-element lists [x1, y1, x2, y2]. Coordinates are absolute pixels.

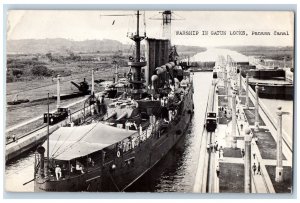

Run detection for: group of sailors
[[219, 106, 231, 118], [206, 142, 224, 159], [120, 135, 142, 153], [118, 124, 153, 154], [53, 158, 95, 180], [121, 136, 140, 152], [207, 141, 219, 153]]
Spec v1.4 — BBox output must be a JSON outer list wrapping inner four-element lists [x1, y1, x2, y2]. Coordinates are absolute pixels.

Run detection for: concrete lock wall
[[6, 103, 98, 161]]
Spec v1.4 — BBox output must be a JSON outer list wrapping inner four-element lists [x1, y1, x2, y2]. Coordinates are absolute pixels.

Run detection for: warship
[[34, 10, 194, 192]]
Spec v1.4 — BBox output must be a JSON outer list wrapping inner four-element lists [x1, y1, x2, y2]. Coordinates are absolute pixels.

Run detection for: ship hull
[[34, 84, 194, 192]]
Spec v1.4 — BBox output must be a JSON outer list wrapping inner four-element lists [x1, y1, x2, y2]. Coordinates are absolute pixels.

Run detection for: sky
[[6, 10, 294, 47]]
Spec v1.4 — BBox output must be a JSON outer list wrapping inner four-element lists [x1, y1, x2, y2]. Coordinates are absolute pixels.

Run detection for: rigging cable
[[52, 122, 101, 159], [50, 126, 77, 158]]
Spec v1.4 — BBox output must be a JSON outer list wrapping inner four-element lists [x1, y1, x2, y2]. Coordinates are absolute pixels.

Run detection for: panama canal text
[[175, 30, 290, 36]]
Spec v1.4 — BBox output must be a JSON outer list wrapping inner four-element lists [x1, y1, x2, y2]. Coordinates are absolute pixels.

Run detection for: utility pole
[[232, 90, 237, 148], [244, 128, 252, 193], [224, 68, 228, 97], [227, 78, 231, 109], [91, 68, 95, 95], [245, 73, 249, 109], [162, 10, 172, 41], [239, 68, 242, 97], [275, 106, 289, 182], [56, 75, 61, 109], [114, 62, 119, 83], [254, 84, 259, 132], [47, 92, 50, 175]]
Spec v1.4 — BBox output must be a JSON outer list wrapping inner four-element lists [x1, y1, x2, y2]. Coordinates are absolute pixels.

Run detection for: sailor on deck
[[88, 157, 95, 166], [55, 165, 62, 180], [76, 161, 84, 174], [125, 121, 130, 130], [70, 164, 75, 173]]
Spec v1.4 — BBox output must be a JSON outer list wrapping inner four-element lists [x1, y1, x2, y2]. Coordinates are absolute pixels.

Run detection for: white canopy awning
[[44, 123, 137, 160]]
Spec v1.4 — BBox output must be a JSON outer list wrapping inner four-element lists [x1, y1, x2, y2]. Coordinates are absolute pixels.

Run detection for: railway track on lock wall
[[6, 104, 95, 146], [203, 80, 217, 193]]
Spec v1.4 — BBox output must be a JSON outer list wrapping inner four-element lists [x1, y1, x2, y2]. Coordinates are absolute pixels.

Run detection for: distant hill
[[7, 38, 207, 55], [7, 38, 128, 54]]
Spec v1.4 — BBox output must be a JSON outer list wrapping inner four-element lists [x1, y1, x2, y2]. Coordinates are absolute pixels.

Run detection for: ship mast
[[128, 10, 147, 98], [162, 10, 172, 42], [149, 10, 184, 44], [135, 10, 141, 62]]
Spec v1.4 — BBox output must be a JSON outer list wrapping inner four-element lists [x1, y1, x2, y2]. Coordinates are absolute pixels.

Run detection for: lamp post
[[254, 84, 259, 132], [238, 67, 242, 97], [227, 78, 231, 108], [56, 75, 61, 109], [275, 106, 289, 182], [244, 127, 252, 193], [224, 67, 228, 97], [232, 89, 237, 148], [245, 73, 249, 109], [91, 68, 95, 95]]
